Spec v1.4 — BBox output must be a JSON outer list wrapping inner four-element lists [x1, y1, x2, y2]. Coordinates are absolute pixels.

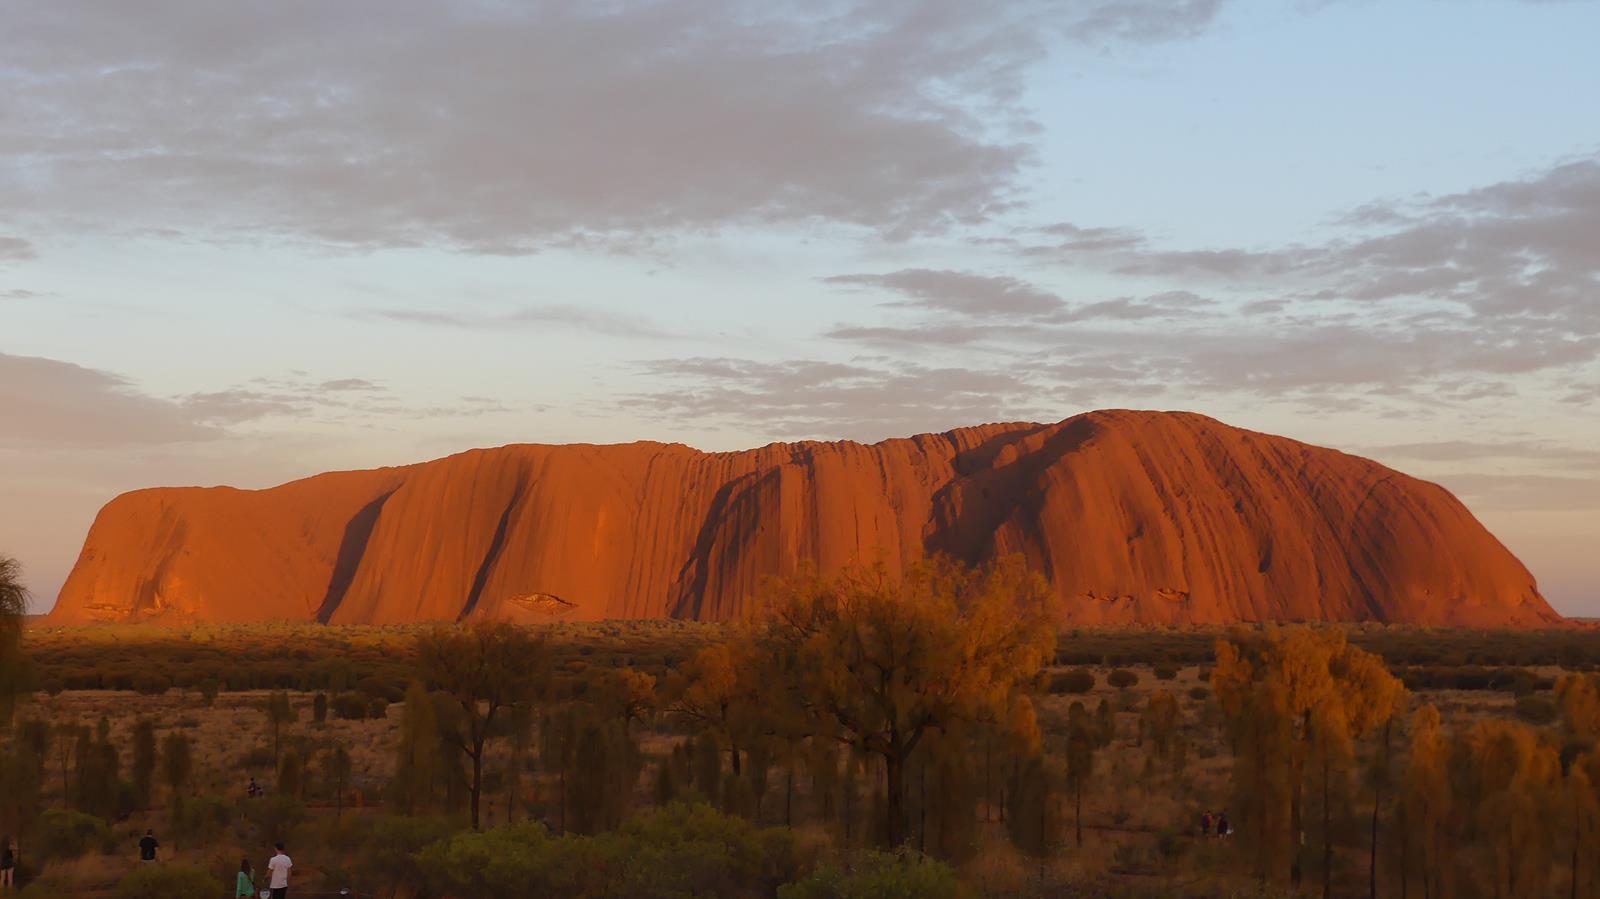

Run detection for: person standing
[[266, 842, 292, 898], [1, 835, 16, 893], [235, 858, 255, 898], [137, 830, 159, 863]]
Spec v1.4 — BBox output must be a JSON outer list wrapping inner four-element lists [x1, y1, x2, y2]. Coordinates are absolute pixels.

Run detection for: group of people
[[235, 844, 294, 898], [1199, 810, 1232, 837], [138, 829, 293, 897]]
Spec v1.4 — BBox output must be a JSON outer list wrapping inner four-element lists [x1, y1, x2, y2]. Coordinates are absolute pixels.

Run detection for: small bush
[[131, 673, 171, 695], [1514, 695, 1557, 726], [1153, 665, 1179, 681], [29, 809, 113, 861], [778, 849, 963, 899], [333, 692, 368, 720], [1188, 686, 1210, 702], [1107, 668, 1139, 690], [114, 863, 218, 899], [1050, 669, 1096, 694]]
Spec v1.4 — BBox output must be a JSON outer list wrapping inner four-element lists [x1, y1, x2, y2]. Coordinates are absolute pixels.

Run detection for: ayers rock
[[48, 410, 1561, 628]]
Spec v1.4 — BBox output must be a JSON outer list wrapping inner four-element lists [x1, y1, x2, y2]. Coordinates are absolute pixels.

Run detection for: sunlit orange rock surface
[[48, 410, 1562, 627]]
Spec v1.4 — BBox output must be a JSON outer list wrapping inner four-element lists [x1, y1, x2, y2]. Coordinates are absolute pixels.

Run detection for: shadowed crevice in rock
[[316, 489, 396, 623], [457, 478, 528, 622]]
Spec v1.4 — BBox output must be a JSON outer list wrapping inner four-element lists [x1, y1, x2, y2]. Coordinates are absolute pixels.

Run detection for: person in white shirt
[[266, 843, 292, 898]]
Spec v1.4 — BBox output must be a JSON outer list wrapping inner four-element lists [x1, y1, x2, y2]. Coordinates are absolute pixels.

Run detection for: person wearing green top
[[235, 858, 256, 898]]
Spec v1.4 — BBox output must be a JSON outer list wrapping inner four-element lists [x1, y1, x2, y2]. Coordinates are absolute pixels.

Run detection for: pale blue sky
[[3, 0, 1598, 614]]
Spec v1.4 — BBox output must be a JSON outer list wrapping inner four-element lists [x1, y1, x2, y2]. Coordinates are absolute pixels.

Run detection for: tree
[[1402, 704, 1450, 899], [755, 556, 1057, 847], [1141, 690, 1181, 760], [264, 692, 294, 766], [541, 704, 581, 832], [161, 730, 193, 806], [130, 719, 157, 809], [415, 621, 550, 829], [312, 691, 329, 725], [0, 555, 31, 731], [276, 747, 303, 798], [1211, 627, 1403, 889], [324, 743, 352, 823], [1064, 701, 1097, 847], [601, 667, 657, 737], [503, 700, 535, 824], [392, 680, 440, 814], [1557, 674, 1600, 748], [667, 642, 763, 776]]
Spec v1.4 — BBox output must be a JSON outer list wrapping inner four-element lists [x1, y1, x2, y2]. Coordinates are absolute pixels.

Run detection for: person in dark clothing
[[138, 830, 158, 862], [1, 834, 16, 892], [1216, 812, 1232, 837], [1200, 811, 1213, 836]]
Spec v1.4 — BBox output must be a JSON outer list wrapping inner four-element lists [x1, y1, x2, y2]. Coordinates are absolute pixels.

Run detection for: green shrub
[[243, 794, 306, 845], [28, 809, 112, 861], [352, 815, 462, 892], [418, 802, 801, 899], [1050, 669, 1096, 694], [1107, 668, 1139, 690], [114, 863, 218, 899], [777, 849, 963, 899], [172, 795, 235, 846]]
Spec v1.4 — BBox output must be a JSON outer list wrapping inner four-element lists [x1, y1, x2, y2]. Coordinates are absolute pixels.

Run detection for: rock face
[[48, 410, 1562, 627]]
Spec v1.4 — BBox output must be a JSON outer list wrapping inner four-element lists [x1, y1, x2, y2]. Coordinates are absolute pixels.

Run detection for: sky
[[2, 0, 1598, 616]]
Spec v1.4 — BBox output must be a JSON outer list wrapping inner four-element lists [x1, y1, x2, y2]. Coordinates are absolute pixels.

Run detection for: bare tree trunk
[[1324, 756, 1333, 899], [885, 753, 905, 847], [470, 749, 483, 830], [1571, 792, 1580, 899], [1075, 784, 1083, 847]]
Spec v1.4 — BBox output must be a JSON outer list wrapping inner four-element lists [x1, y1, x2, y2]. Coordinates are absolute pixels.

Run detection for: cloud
[[1, 288, 46, 301], [823, 269, 1064, 317], [0, 237, 35, 262], [0, 352, 221, 447], [0, 1, 1229, 253], [1435, 473, 1600, 513], [1363, 439, 1600, 469], [935, 153, 1600, 411], [359, 304, 670, 339], [622, 356, 1045, 439]]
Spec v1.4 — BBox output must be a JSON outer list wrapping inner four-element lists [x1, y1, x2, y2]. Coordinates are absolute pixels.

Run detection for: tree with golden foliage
[[1558, 674, 1600, 748], [600, 667, 658, 738], [414, 620, 550, 830], [1402, 703, 1451, 899], [1211, 627, 1404, 892], [1564, 748, 1600, 899], [666, 641, 764, 776], [755, 556, 1056, 847], [1459, 717, 1562, 899]]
